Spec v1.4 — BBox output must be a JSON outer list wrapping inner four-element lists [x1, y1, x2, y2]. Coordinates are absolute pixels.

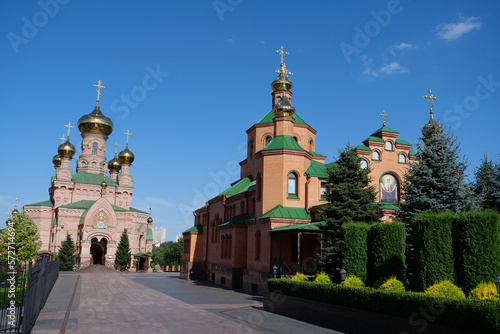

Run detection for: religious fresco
[[380, 174, 398, 202], [93, 211, 109, 229]]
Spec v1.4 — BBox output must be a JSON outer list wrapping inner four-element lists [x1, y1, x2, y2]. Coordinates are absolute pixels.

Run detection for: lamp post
[[340, 268, 347, 285], [273, 264, 278, 279], [495, 273, 500, 294]]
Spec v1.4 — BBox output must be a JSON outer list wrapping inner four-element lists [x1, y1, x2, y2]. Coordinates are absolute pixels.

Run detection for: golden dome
[[53, 154, 62, 167], [108, 156, 121, 171], [272, 73, 293, 92], [58, 140, 76, 158], [147, 216, 153, 224], [78, 105, 114, 136], [272, 92, 295, 117], [118, 146, 135, 164]]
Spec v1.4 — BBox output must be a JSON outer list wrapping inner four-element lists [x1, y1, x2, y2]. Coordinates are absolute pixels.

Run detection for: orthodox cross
[[276, 62, 293, 76], [380, 110, 388, 126], [112, 141, 120, 155], [59, 134, 67, 143], [64, 121, 74, 139], [424, 89, 438, 115], [93, 80, 106, 104], [124, 129, 132, 146], [276, 45, 289, 65]]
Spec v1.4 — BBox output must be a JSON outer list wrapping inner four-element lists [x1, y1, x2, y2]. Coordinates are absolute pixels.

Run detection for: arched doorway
[[90, 237, 108, 265]]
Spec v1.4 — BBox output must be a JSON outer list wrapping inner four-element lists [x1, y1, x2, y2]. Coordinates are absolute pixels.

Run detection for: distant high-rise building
[[152, 227, 166, 245]]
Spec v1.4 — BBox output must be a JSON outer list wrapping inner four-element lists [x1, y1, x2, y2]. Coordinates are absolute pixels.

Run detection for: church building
[[181, 47, 416, 293], [24, 81, 153, 269]]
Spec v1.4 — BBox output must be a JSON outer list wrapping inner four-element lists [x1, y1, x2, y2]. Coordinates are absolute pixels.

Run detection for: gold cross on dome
[[276, 45, 289, 65], [112, 141, 120, 155], [276, 62, 293, 76], [93, 80, 106, 103], [124, 129, 132, 146], [424, 89, 438, 115], [64, 122, 74, 139], [59, 134, 67, 143], [380, 110, 388, 126]]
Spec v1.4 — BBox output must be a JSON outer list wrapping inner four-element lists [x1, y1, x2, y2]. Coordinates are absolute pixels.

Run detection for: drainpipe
[[70, 182, 76, 203], [305, 176, 311, 214]]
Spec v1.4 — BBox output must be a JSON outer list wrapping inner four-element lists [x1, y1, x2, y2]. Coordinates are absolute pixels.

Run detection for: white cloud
[[380, 61, 409, 74], [389, 42, 414, 55], [436, 16, 481, 41], [363, 67, 378, 78], [226, 38, 235, 45]]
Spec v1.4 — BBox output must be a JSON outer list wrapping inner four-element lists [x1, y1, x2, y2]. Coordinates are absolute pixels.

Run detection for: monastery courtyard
[[31, 267, 340, 334]]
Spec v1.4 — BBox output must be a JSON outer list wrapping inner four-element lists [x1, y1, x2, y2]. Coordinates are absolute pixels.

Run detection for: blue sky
[[1, 1, 499, 242]]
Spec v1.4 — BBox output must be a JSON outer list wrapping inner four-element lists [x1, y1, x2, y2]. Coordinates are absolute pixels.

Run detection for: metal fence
[[0, 259, 59, 334]]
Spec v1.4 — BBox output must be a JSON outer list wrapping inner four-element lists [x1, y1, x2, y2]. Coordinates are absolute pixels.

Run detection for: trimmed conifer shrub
[[425, 280, 465, 300], [379, 276, 405, 291], [411, 211, 455, 291], [291, 272, 308, 281], [115, 229, 131, 271], [314, 272, 332, 284], [341, 222, 370, 282], [58, 234, 77, 271], [453, 210, 500, 292], [344, 275, 364, 287], [468, 282, 500, 301], [368, 221, 406, 284]]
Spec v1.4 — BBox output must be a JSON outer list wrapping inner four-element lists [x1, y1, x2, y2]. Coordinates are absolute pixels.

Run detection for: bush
[[453, 210, 500, 292], [314, 272, 332, 284], [268, 279, 500, 333], [379, 276, 405, 291], [372, 276, 387, 289], [411, 211, 455, 291], [341, 222, 370, 282], [468, 282, 500, 301], [344, 275, 364, 287], [291, 272, 308, 281], [368, 221, 406, 284], [425, 280, 465, 300]]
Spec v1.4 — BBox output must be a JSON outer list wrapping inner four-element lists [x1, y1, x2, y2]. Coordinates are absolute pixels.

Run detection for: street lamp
[[339, 268, 347, 285], [273, 265, 278, 279], [495, 273, 500, 294]]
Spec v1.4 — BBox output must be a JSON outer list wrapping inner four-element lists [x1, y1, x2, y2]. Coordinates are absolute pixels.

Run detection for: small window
[[293, 137, 298, 142], [82, 162, 86, 168], [92, 143, 98, 155], [265, 136, 272, 146], [321, 182, 328, 199], [288, 172, 298, 196], [360, 160, 368, 169], [373, 151, 380, 161], [385, 141, 393, 151], [92, 162, 96, 168], [399, 154, 406, 163]]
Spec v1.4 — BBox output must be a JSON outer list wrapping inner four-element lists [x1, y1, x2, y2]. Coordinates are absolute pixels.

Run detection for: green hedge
[[268, 279, 500, 333], [368, 221, 406, 284], [412, 212, 455, 291], [341, 222, 370, 282], [453, 210, 500, 292]]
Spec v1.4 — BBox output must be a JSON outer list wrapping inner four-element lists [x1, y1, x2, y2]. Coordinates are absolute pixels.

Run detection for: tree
[[114, 229, 131, 271], [162, 238, 183, 266], [320, 144, 382, 276], [58, 234, 77, 271], [474, 154, 500, 211], [0, 212, 41, 264]]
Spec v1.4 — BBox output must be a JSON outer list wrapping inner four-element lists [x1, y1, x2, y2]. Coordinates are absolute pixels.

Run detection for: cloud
[[388, 42, 414, 55], [259, 40, 266, 46], [436, 16, 481, 41], [363, 61, 408, 78], [226, 38, 235, 45], [363, 67, 378, 78]]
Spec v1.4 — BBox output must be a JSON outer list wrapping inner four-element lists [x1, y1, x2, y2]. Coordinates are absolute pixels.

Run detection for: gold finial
[[424, 89, 438, 117], [124, 129, 132, 147], [59, 134, 67, 143], [380, 110, 388, 126], [64, 122, 74, 139], [276, 45, 289, 65], [275, 46, 293, 76], [93, 80, 106, 106], [112, 141, 120, 156], [14, 197, 17, 210]]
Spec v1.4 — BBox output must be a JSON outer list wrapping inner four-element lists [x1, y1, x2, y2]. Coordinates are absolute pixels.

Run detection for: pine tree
[[114, 229, 131, 271], [474, 154, 500, 211], [320, 144, 382, 276], [0, 212, 42, 264], [58, 234, 77, 271]]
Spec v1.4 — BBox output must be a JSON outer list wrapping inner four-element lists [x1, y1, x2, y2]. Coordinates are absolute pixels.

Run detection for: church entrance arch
[[90, 237, 108, 265]]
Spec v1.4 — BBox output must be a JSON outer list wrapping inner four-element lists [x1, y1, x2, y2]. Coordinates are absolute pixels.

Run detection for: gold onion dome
[[422, 117, 443, 139], [272, 89, 295, 117], [53, 154, 62, 167], [58, 140, 76, 158], [108, 156, 121, 171], [272, 71, 293, 92], [118, 146, 135, 164], [78, 105, 114, 136], [147, 216, 153, 224]]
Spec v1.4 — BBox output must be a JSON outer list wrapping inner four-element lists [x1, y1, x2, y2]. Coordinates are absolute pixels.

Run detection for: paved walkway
[[32, 266, 341, 334]]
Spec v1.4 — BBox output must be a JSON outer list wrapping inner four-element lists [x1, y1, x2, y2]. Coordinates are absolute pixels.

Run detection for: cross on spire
[[14, 196, 17, 210], [380, 110, 388, 126], [276, 45, 289, 65], [424, 89, 438, 117], [93, 80, 106, 105], [64, 122, 74, 139], [112, 141, 120, 156], [124, 129, 132, 147], [59, 134, 67, 143]]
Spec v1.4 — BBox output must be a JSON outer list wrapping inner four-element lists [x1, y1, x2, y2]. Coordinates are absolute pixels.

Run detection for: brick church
[[181, 47, 416, 293], [24, 81, 153, 270]]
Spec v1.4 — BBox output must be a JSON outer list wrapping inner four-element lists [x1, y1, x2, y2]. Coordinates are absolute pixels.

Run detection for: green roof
[[59, 199, 136, 213], [218, 176, 255, 198], [371, 126, 399, 135], [260, 204, 311, 220], [270, 220, 326, 232], [220, 213, 248, 227], [380, 202, 401, 211], [137, 223, 143, 231], [261, 135, 306, 152], [364, 136, 384, 143], [355, 145, 371, 151], [409, 150, 417, 156], [146, 228, 153, 241], [309, 151, 327, 157], [395, 139, 412, 146], [256, 110, 309, 126], [129, 207, 148, 214], [304, 160, 328, 178], [183, 224, 203, 233], [71, 172, 119, 187], [25, 200, 53, 207]]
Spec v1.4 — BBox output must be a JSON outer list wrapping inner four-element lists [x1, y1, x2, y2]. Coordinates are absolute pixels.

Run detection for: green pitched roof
[[261, 135, 306, 152], [183, 224, 203, 233], [25, 200, 53, 207], [304, 160, 328, 178], [379, 202, 401, 211], [270, 220, 326, 232], [220, 213, 248, 227], [218, 176, 255, 198], [260, 204, 311, 220], [364, 136, 384, 143], [256, 110, 309, 126], [309, 151, 327, 157], [395, 139, 412, 146], [71, 172, 119, 187], [146, 228, 153, 241], [409, 150, 417, 156], [371, 126, 399, 135], [355, 145, 372, 151], [129, 207, 148, 214]]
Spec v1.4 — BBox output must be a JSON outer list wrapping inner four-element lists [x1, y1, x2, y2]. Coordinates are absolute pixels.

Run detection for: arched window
[[82, 161, 86, 168], [360, 160, 368, 169], [248, 138, 254, 159], [92, 162, 96, 168], [228, 235, 232, 258], [251, 198, 256, 216], [255, 230, 261, 260], [385, 141, 393, 151], [399, 153, 406, 163], [240, 201, 245, 214], [373, 150, 380, 161], [221, 235, 225, 257], [321, 182, 328, 199], [293, 136, 298, 142], [265, 136, 272, 146], [92, 143, 98, 155], [309, 139, 314, 151], [256, 173, 263, 200], [288, 172, 298, 196], [380, 174, 399, 203]]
